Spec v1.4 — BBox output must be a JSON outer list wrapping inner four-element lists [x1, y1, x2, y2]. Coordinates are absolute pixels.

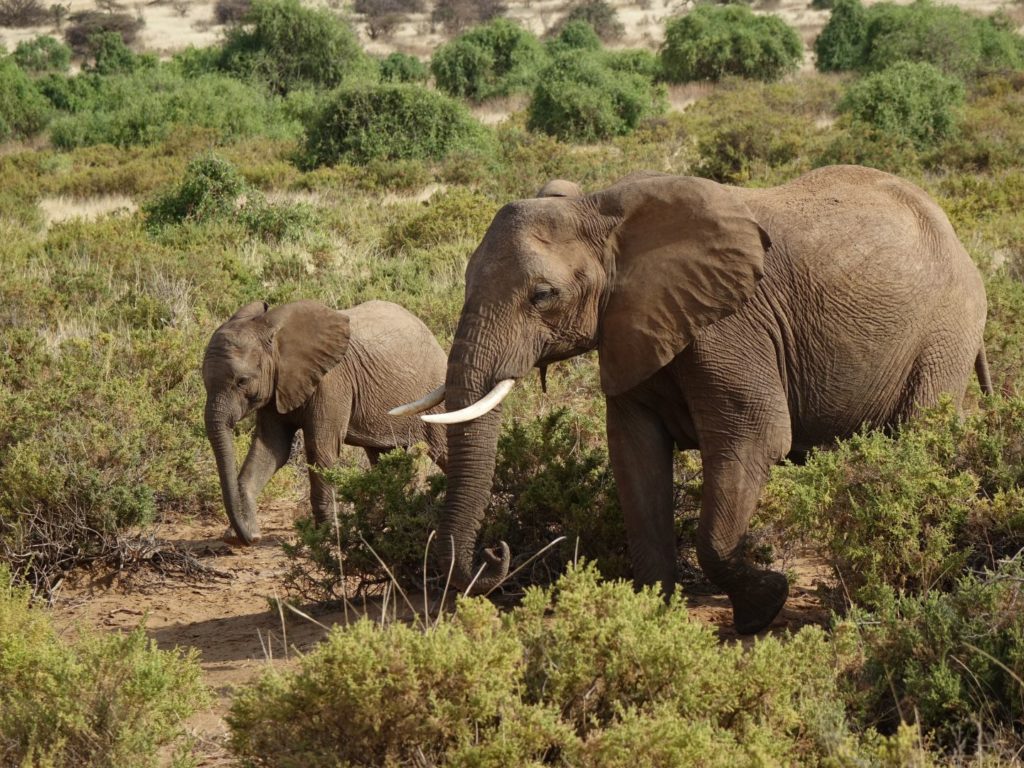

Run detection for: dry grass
[[39, 194, 137, 227]]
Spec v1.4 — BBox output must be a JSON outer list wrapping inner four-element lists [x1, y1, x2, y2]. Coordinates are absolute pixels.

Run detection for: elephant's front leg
[[607, 396, 677, 595], [303, 406, 350, 528], [236, 415, 297, 536], [697, 437, 790, 635]]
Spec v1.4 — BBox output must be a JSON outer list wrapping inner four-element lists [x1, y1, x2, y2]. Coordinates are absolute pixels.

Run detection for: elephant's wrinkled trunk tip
[[388, 384, 446, 417], [422, 379, 515, 424], [457, 541, 511, 596]]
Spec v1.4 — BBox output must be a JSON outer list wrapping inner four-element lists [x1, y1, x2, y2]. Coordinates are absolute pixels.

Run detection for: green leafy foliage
[[762, 397, 1024, 610], [659, 5, 803, 83], [302, 84, 490, 166], [282, 410, 627, 599], [0, 57, 52, 141], [545, 18, 602, 55], [85, 30, 156, 75], [0, 566, 209, 766], [12, 35, 70, 73], [218, 0, 376, 93], [231, 564, 921, 766], [839, 61, 964, 151], [431, 18, 545, 101], [814, 0, 1024, 78], [836, 556, 1024, 751], [144, 152, 312, 241], [554, 0, 624, 42], [48, 66, 301, 149], [527, 52, 666, 142], [378, 51, 429, 83]]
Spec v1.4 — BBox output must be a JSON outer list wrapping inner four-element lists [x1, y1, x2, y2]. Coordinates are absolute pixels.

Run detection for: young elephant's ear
[[536, 179, 582, 198], [264, 300, 350, 414], [594, 175, 770, 396], [229, 300, 269, 322]]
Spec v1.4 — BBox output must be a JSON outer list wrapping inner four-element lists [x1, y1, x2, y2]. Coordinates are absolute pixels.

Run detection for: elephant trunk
[[437, 336, 511, 594], [205, 404, 260, 544]]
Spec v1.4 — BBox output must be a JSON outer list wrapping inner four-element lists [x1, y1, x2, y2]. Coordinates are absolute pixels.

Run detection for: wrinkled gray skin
[[434, 165, 991, 633], [203, 299, 447, 544]]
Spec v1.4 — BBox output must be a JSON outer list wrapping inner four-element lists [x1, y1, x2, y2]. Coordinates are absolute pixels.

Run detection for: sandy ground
[[51, 501, 832, 766]]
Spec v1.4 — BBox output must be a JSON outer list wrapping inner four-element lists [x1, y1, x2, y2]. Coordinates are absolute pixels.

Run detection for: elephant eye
[[531, 284, 558, 306], [236, 376, 253, 389]]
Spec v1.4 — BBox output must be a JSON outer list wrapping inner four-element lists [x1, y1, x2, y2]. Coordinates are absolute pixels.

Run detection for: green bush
[[282, 410, 628, 600], [761, 397, 1024, 610], [545, 18, 602, 55], [839, 61, 964, 150], [385, 187, 498, 254], [232, 564, 921, 766], [85, 30, 156, 75], [48, 67, 301, 149], [64, 10, 143, 54], [12, 35, 70, 73], [144, 152, 312, 241], [219, 0, 376, 93], [0, 566, 208, 766], [527, 52, 666, 142], [659, 5, 803, 83], [837, 556, 1024, 751], [814, 0, 867, 72], [378, 51, 428, 83], [604, 48, 661, 79], [0, 57, 51, 141], [302, 84, 490, 166], [431, 18, 546, 102], [815, 0, 1024, 78], [554, 0, 624, 42]]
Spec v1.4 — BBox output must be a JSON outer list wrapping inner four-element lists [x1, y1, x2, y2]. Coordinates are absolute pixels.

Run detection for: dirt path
[[51, 503, 831, 766]]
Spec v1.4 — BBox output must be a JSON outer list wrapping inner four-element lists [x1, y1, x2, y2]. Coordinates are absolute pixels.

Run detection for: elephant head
[[396, 173, 770, 593], [202, 300, 350, 543]]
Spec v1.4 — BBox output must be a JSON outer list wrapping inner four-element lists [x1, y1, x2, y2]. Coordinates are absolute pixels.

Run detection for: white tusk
[[388, 384, 446, 417], [421, 379, 515, 424]]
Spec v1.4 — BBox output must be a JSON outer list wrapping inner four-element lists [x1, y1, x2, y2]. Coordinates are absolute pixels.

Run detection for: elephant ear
[[229, 300, 269, 322], [536, 179, 582, 198], [264, 300, 351, 414], [595, 175, 770, 397]]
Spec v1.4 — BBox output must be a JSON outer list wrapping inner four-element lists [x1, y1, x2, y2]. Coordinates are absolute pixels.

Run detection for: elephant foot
[[729, 569, 789, 635], [221, 526, 262, 546]]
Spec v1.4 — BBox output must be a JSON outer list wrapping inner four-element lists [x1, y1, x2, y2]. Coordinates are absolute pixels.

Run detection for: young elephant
[[202, 299, 447, 544]]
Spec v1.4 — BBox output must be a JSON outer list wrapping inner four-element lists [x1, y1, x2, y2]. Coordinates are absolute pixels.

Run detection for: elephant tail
[[975, 347, 994, 396]]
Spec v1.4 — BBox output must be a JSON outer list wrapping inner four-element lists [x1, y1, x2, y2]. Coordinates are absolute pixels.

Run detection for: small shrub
[[302, 84, 490, 166], [378, 51, 428, 83], [232, 564, 911, 766], [356, 0, 421, 39], [837, 556, 1024, 750], [213, 0, 250, 23], [12, 35, 71, 73], [604, 47, 660, 78], [553, 0, 624, 42], [0, 567, 209, 767], [527, 52, 666, 142], [431, 18, 545, 102], [0, 58, 51, 141], [64, 10, 143, 54], [385, 187, 498, 254], [839, 61, 964, 150], [545, 18, 602, 55], [0, 0, 47, 26], [814, 0, 867, 72], [218, 0, 376, 94], [48, 68, 300, 149], [815, 0, 1024, 78], [431, 0, 506, 34], [85, 30, 155, 75], [144, 152, 245, 227], [660, 5, 803, 83]]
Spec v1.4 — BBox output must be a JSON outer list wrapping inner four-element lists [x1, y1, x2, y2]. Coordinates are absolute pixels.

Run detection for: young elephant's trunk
[[205, 405, 260, 544], [436, 335, 511, 593]]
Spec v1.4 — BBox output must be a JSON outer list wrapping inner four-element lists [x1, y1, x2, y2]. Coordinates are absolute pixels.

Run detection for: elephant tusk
[[421, 379, 515, 424], [388, 384, 446, 417]]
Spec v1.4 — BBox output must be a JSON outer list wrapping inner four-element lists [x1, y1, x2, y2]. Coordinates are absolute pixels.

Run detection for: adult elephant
[[203, 299, 448, 544], [394, 165, 991, 634]]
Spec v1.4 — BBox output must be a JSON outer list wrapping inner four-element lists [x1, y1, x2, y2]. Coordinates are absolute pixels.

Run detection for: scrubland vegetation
[[4, 0, 1024, 763]]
